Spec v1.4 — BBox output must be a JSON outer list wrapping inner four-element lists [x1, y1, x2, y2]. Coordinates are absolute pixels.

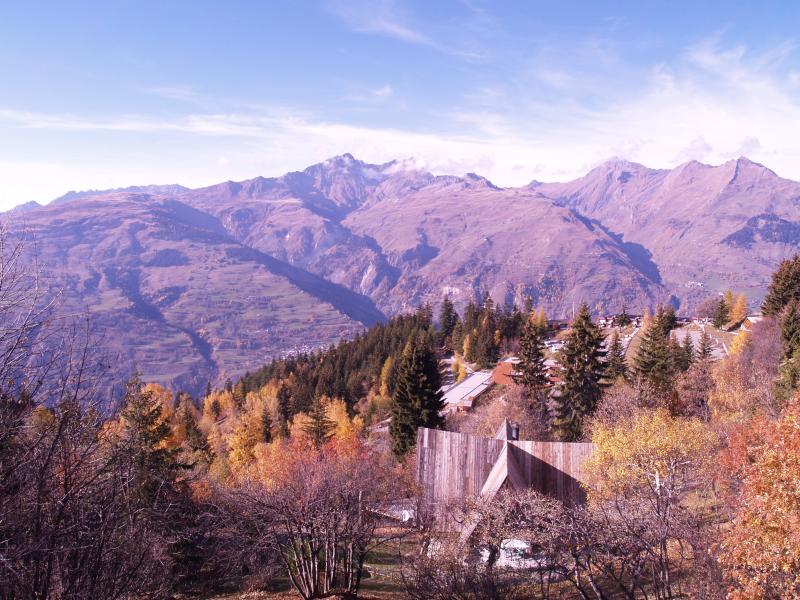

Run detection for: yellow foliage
[[379, 355, 394, 398], [142, 383, 175, 422], [709, 356, 758, 424], [585, 409, 717, 501], [730, 292, 748, 323], [728, 330, 750, 356], [289, 411, 312, 443], [326, 397, 363, 442]]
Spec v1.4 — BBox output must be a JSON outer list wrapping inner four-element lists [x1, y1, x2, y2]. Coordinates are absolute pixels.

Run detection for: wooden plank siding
[[416, 428, 595, 528]]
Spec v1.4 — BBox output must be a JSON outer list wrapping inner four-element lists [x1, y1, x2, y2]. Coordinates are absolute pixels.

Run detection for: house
[[415, 421, 595, 531], [740, 314, 763, 332], [440, 369, 494, 413]]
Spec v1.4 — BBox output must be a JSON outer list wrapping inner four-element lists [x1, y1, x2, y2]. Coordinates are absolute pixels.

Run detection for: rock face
[[9, 154, 800, 394]]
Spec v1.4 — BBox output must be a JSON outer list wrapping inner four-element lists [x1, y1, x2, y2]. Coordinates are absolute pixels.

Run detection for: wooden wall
[[415, 428, 595, 526]]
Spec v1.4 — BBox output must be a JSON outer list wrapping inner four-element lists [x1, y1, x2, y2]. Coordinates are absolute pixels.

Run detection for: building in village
[[440, 370, 495, 413]]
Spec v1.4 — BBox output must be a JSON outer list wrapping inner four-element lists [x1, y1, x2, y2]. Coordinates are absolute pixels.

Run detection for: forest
[[2, 226, 800, 600]]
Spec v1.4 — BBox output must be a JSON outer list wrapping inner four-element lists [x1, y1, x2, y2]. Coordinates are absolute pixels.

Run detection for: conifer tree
[[774, 302, 800, 405], [120, 374, 181, 503], [438, 296, 458, 348], [605, 330, 628, 381], [616, 305, 632, 327], [514, 311, 550, 396], [682, 332, 695, 367], [275, 382, 292, 438], [553, 303, 606, 441], [634, 319, 675, 396], [179, 400, 211, 460], [781, 301, 800, 360], [763, 255, 800, 316], [654, 305, 677, 337], [389, 336, 445, 457], [713, 296, 730, 328], [668, 334, 689, 373], [697, 329, 713, 361], [303, 398, 336, 449]]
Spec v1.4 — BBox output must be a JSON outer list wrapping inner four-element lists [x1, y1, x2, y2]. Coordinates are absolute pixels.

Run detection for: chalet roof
[[416, 427, 594, 532], [440, 370, 494, 411], [458, 441, 527, 545]]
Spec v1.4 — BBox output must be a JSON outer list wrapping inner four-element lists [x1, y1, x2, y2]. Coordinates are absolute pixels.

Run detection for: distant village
[[438, 310, 759, 415]]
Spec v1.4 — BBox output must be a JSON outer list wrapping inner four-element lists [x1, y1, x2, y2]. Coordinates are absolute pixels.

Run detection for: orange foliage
[[720, 396, 800, 598]]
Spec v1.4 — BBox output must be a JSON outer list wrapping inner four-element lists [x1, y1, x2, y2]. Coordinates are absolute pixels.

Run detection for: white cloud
[[326, 0, 433, 46], [372, 84, 394, 98]]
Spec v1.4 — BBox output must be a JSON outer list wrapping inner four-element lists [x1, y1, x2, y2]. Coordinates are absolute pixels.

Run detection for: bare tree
[[0, 226, 185, 600], [218, 443, 405, 599]]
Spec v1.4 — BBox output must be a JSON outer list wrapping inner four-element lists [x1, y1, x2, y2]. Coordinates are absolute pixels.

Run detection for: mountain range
[[8, 153, 800, 394]]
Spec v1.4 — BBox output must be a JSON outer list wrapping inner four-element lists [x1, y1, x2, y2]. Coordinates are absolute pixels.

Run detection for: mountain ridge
[[7, 153, 799, 394]]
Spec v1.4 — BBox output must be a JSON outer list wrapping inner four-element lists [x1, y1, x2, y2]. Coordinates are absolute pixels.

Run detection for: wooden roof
[[416, 427, 594, 530]]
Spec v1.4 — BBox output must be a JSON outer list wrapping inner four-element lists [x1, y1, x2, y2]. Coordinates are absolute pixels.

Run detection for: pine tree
[[605, 330, 628, 381], [389, 336, 445, 458], [515, 311, 550, 395], [120, 374, 181, 502], [781, 302, 800, 360], [654, 305, 677, 337], [553, 303, 606, 441], [634, 320, 675, 396], [275, 382, 291, 438], [438, 296, 459, 348], [682, 333, 695, 367], [697, 329, 713, 361], [616, 305, 632, 327], [723, 290, 735, 317], [713, 297, 730, 328], [763, 255, 800, 316], [179, 401, 211, 459], [669, 334, 690, 373], [302, 398, 336, 449]]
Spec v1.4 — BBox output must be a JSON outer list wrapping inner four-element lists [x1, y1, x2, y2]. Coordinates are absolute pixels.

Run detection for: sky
[[2, 0, 800, 208]]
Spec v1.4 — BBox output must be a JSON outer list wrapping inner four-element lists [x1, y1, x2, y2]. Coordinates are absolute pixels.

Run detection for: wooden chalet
[[415, 421, 595, 531]]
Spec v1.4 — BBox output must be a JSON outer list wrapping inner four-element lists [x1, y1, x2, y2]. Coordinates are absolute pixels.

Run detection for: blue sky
[[2, 1, 800, 208]]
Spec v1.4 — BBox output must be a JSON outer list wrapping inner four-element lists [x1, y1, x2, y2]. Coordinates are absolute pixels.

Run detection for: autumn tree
[[720, 396, 800, 598], [553, 303, 606, 441], [225, 441, 404, 600], [586, 409, 719, 599], [389, 336, 445, 457], [730, 293, 748, 323]]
